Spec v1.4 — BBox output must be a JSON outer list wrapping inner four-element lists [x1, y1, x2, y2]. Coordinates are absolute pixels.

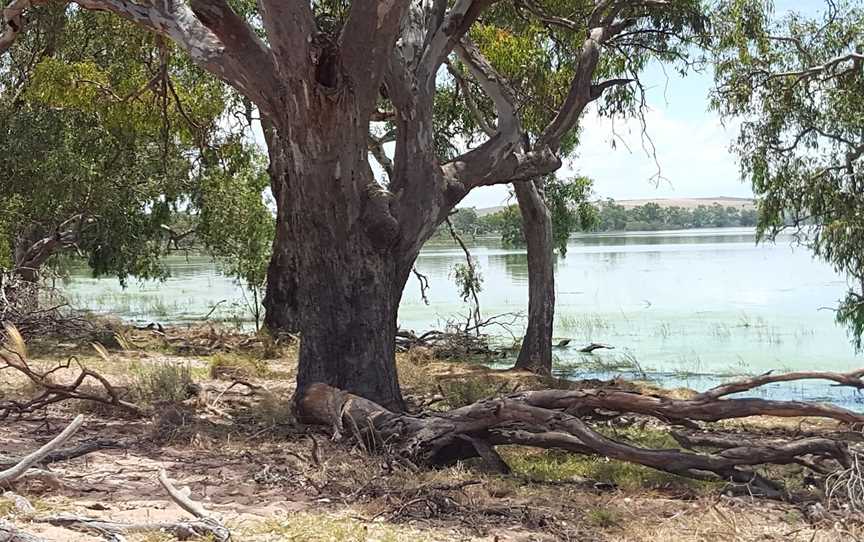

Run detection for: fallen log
[[299, 371, 864, 495]]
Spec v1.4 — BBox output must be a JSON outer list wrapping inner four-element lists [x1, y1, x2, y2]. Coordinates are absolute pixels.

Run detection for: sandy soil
[[1, 338, 861, 541]]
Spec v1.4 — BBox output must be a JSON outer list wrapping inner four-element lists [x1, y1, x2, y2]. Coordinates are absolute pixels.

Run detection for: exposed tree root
[[299, 370, 864, 497]]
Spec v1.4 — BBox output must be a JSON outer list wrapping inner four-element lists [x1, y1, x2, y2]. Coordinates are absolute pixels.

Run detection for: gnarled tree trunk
[[261, 105, 418, 408], [513, 180, 555, 374], [0, 0, 655, 408]]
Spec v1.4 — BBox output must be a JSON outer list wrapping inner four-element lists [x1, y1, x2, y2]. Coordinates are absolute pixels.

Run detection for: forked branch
[[300, 370, 864, 496]]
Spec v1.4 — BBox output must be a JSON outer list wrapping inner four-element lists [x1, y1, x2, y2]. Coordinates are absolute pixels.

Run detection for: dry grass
[[2, 334, 863, 541]]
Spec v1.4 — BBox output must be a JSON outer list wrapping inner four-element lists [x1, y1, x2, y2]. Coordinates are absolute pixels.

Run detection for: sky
[[459, 64, 751, 209]]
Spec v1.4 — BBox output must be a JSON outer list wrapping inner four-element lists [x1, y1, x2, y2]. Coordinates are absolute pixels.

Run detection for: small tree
[[197, 145, 275, 331]]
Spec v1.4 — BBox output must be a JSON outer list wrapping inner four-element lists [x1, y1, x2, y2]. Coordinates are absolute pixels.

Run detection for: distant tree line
[[441, 199, 759, 241], [594, 201, 759, 232]]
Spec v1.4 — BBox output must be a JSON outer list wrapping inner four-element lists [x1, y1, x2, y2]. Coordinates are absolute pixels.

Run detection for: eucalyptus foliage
[[0, 4, 265, 286], [713, 0, 864, 347]]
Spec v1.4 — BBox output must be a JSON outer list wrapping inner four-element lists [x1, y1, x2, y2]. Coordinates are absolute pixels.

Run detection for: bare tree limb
[[446, 60, 495, 138], [0, 414, 84, 486], [697, 368, 864, 401], [188, 0, 278, 93], [417, 0, 498, 90], [157, 469, 210, 519]]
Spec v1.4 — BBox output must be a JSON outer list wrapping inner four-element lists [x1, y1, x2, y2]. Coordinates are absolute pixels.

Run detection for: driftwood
[[0, 415, 84, 487], [32, 470, 229, 542], [0, 325, 143, 419], [0, 521, 45, 542], [0, 440, 122, 472], [299, 369, 864, 496]]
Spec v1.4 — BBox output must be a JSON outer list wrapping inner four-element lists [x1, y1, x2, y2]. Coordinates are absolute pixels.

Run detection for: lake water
[[60, 227, 864, 408]]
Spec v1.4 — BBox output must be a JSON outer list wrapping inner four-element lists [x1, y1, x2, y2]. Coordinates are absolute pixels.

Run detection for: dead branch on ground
[[0, 415, 84, 487], [35, 470, 230, 541], [396, 313, 523, 358], [0, 520, 45, 542], [129, 323, 294, 356], [0, 325, 143, 419], [0, 439, 122, 471], [300, 368, 864, 498], [0, 272, 108, 343]]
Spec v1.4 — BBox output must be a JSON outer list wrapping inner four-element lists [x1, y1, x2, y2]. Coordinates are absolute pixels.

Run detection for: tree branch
[[188, 0, 278, 91], [0, 0, 28, 55], [417, 0, 497, 91], [768, 52, 864, 82], [257, 0, 315, 77], [696, 368, 864, 401], [447, 60, 495, 137], [537, 28, 603, 150], [341, 0, 413, 109]]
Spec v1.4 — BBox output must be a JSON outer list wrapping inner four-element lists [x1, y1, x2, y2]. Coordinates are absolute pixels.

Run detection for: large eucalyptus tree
[[2, 0, 705, 407]]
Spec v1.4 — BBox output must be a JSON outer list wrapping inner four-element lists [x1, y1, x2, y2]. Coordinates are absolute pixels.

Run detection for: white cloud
[[568, 106, 749, 201]]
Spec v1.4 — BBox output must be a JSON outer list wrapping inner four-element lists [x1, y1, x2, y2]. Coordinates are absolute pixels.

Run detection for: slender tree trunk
[[12, 229, 51, 283], [513, 180, 555, 374]]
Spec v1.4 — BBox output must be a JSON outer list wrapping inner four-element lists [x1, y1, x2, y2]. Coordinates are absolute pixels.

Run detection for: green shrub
[[131, 362, 197, 404], [208, 353, 269, 380]]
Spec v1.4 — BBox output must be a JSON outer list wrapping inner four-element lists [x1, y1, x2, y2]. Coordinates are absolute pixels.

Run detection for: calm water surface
[[61, 227, 864, 408]]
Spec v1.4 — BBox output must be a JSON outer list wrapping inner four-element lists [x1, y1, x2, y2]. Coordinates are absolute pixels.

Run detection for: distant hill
[[609, 197, 755, 210], [475, 205, 507, 216], [472, 197, 755, 215]]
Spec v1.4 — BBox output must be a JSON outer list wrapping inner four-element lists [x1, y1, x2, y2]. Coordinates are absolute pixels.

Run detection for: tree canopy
[[0, 4, 268, 285], [713, 0, 864, 347]]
